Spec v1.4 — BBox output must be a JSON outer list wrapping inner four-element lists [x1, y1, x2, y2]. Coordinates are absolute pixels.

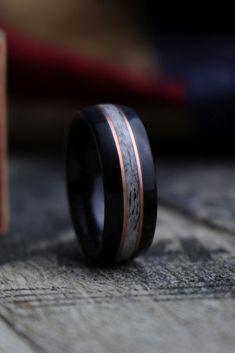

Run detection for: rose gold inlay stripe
[[99, 107, 128, 257], [118, 109, 144, 254]]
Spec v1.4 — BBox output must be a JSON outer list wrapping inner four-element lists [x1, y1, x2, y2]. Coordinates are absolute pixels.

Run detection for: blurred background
[[1, 0, 234, 156]]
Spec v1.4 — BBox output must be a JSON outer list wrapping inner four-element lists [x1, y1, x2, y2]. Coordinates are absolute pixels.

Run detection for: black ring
[[66, 104, 157, 264]]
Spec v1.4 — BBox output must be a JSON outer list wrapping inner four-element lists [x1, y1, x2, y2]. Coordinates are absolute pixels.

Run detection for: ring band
[[66, 104, 157, 264]]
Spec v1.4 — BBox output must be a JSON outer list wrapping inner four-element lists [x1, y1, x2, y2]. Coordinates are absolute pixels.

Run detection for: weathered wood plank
[[0, 157, 234, 353], [0, 315, 35, 353], [158, 161, 235, 233], [1, 297, 234, 353]]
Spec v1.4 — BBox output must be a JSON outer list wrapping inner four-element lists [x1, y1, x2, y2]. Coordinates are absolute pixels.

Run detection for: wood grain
[[158, 161, 235, 234], [0, 157, 234, 353]]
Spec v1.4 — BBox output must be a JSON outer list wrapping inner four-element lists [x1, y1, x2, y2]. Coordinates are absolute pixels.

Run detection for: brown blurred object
[[1, 0, 172, 149], [0, 31, 8, 234], [1, 0, 192, 152], [0, 0, 155, 74]]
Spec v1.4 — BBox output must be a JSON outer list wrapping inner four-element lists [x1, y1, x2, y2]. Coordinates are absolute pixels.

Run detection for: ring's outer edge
[[66, 106, 124, 263]]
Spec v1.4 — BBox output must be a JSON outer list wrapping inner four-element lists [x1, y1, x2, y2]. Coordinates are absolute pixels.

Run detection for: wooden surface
[[0, 156, 234, 353]]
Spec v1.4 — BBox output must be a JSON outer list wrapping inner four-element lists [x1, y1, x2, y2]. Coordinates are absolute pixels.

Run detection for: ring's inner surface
[[67, 119, 104, 253]]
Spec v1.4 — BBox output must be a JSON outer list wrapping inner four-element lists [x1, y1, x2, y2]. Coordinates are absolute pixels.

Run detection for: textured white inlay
[[99, 104, 141, 261]]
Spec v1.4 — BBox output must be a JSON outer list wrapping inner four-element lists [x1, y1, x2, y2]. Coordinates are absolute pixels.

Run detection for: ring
[[66, 104, 157, 264]]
